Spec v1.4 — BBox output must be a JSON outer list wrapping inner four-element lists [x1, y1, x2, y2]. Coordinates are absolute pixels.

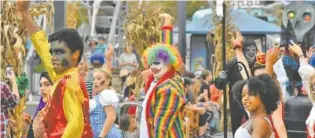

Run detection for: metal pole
[[108, 0, 122, 45], [222, 2, 227, 138], [91, 0, 101, 37], [177, 1, 186, 63], [54, 1, 66, 31]]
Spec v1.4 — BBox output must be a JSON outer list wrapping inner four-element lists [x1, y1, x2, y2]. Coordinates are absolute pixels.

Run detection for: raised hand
[[159, 13, 174, 26], [232, 31, 243, 49], [16, 0, 31, 14], [16, 0, 40, 35], [289, 42, 303, 57], [266, 46, 280, 65]]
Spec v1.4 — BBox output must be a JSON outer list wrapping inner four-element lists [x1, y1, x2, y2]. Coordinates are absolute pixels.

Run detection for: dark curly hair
[[233, 74, 280, 114], [48, 28, 84, 65]]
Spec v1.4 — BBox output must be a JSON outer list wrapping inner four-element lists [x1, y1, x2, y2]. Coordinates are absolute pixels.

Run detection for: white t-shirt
[[119, 53, 138, 71], [140, 81, 157, 138]]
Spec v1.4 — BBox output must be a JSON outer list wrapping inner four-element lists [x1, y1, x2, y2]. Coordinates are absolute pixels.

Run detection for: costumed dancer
[[89, 69, 121, 138], [17, 1, 93, 138], [233, 74, 280, 138], [215, 32, 258, 135], [255, 51, 288, 138], [139, 13, 187, 138]]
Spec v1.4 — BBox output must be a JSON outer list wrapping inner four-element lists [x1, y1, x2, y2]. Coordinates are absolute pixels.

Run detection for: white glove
[[219, 71, 227, 80]]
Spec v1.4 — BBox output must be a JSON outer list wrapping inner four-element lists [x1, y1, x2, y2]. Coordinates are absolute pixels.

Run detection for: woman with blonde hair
[[89, 69, 121, 138]]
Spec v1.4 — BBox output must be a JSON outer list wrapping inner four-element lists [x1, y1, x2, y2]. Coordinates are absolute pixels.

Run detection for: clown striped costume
[[143, 70, 186, 138]]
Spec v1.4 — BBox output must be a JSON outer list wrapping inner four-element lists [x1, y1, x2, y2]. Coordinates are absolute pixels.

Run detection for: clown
[[139, 44, 186, 138], [17, 1, 93, 137], [139, 13, 186, 138]]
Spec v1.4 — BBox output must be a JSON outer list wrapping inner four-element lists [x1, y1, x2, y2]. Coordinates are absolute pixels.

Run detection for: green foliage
[[33, 64, 45, 73], [77, 5, 89, 28]]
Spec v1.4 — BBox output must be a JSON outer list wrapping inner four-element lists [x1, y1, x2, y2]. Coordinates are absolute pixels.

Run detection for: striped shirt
[[148, 75, 187, 138], [85, 81, 93, 99]]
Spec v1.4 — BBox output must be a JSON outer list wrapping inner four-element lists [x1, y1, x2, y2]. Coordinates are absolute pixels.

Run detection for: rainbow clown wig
[[142, 43, 183, 71]]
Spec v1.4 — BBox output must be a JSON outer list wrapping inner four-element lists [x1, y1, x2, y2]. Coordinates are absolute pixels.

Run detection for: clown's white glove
[[306, 105, 315, 137]]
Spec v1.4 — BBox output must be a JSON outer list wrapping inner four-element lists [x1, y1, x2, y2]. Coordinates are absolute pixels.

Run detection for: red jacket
[[43, 76, 93, 138]]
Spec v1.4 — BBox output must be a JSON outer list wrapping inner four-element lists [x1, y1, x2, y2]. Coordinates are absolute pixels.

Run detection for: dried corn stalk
[[124, 2, 163, 59], [7, 97, 27, 138], [1, 1, 53, 137], [124, 2, 163, 97], [66, 1, 79, 29], [207, 1, 238, 131], [0, 1, 54, 80]]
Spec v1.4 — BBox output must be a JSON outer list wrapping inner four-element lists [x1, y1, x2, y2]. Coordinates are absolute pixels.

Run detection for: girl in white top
[[89, 69, 121, 138], [233, 74, 280, 138]]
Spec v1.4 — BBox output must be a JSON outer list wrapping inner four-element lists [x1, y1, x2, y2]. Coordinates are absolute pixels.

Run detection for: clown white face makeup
[[150, 59, 169, 80], [244, 45, 257, 64]]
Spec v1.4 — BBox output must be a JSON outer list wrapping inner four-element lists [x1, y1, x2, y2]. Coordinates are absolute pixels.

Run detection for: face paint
[[50, 41, 73, 74], [244, 45, 257, 63], [93, 71, 107, 94], [100, 80, 105, 86], [150, 59, 169, 79], [61, 59, 70, 67]]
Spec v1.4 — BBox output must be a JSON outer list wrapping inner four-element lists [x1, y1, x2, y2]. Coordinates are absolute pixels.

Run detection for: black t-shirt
[[199, 81, 210, 102]]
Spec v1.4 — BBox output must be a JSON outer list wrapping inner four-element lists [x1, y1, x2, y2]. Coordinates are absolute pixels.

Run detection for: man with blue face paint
[[17, 1, 93, 138]]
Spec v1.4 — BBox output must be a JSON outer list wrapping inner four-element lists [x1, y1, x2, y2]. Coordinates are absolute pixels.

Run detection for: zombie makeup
[[244, 45, 257, 64], [50, 41, 73, 74]]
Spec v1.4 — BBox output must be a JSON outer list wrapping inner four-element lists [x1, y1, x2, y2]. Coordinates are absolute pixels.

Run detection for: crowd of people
[[1, 1, 315, 138]]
